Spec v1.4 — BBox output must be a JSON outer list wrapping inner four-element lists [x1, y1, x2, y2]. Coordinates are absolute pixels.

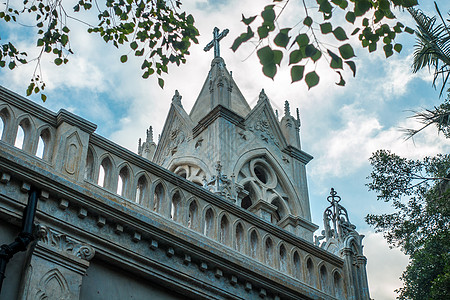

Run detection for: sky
[[1, 1, 450, 299]]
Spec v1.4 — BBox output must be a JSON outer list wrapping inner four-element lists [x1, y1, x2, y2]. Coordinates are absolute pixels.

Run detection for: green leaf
[[305, 71, 319, 89], [262, 63, 276, 79], [273, 50, 283, 66], [402, 0, 418, 7], [37, 39, 44, 47], [257, 46, 274, 65], [328, 49, 343, 69], [231, 26, 254, 51], [305, 44, 318, 58], [351, 28, 360, 35], [289, 50, 303, 65], [120, 55, 128, 63], [303, 16, 312, 27], [54, 58, 62, 66], [291, 65, 304, 83], [320, 22, 332, 34], [319, 0, 332, 14], [332, 27, 348, 41], [62, 26, 70, 33], [258, 26, 269, 39], [261, 5, 275, 25], [130, 41, 138, 50], [404, 26, 415, 34], [311, 49, 322, 62], [242, 14, 257, 25], [296, 34, 309, 47], [336, 71, 346, 86], [345, 12, 355, 24], [158, 77, 164, 88], [383, 44, 393, 57], [274, 28, 290, 48], [41, 94, 47, 102], [368, 42, 377, 52], [338, 44, 355, 59], [345, 60, 356, 76], [394, 43, 402, 53]]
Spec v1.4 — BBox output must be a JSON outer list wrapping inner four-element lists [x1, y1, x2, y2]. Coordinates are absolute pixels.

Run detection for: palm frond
[[408, 3, 450, 96]]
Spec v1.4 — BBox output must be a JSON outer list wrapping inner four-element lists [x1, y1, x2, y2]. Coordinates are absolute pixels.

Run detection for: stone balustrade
[[0, 86, 347, 299]]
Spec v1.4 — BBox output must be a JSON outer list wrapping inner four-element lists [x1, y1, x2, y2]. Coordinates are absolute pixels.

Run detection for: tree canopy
[[0, 0, 420, 100], [367, 4, 450, 299]]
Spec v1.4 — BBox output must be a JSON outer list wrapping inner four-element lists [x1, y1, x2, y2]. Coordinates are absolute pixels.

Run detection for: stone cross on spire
[[204, 27, 229, 58]]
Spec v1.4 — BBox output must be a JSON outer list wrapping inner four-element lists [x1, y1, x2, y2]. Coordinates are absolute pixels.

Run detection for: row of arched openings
[[0, 110, 52, 160]]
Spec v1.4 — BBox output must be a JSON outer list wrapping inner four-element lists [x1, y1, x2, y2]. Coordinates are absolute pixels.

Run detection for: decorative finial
[[275, 110, 279, 120], [284, 100, 290, 116], [138, 138, 142, 155], [327, 188, 341, 204], [172, 90, 182, 107], [296, 108, 301, 127], [146, 126, 153, 143], [258, 89, 268, 103], [204, 27, 229, 58]]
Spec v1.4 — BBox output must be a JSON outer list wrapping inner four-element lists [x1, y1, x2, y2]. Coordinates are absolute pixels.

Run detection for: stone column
[[19, 226, 95, 300]]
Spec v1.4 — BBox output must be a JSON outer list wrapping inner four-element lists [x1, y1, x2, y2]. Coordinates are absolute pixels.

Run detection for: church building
[[0, 28, 370, 299]]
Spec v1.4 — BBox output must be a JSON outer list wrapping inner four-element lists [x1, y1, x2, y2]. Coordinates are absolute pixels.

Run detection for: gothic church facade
[[0, 37, 370, 299]]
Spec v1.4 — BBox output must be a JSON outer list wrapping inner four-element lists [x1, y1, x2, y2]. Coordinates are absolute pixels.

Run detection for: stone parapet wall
[[0, 86, 347, 299]]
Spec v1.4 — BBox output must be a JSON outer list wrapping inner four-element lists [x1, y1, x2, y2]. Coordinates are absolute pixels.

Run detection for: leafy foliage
[[0, 0, 199, 99], [409, 3, 450, 97], [232, 0, 417, 87], [367, 150, 450, 299]]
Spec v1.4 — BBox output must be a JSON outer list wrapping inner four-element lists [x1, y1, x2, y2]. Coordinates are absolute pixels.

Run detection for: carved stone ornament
[[248, 115, 279, 147], [37, 225, 95, 261]]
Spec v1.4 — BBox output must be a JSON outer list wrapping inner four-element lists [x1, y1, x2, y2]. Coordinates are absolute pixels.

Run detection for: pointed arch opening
[[188, 200, 198, 230], [235, 223, 244, 253], [306, 258, 315, 287], [84, 148, 95, 181], [135, 175, 147, 204], [320, 265, 328, 292], [293, 251, 302, 280], [250, 230, 259, 259], [170, 192, 181, 222], [333, 271, 345, 299], [14, 123, 25, 149], [36, 128, 51, 160], [153, 183, 165, 213], [265, 237, 274, 267], [203, 208, 214, 238], [117, 166, 130, 197], [219, 215, 230, 245], [98, 157, 112, 189], [279, 244, 287, 272], [0, 107, 10, 141]]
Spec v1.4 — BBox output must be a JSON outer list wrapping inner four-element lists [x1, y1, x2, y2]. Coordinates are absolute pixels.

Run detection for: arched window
[[279, 244, 287, 272], [14, 124, 25, 149], [135, 176, 147, 204], [36, 129, 51, 160], [219, 215, 230, 245], [204, 208, 214, 238], [235, 223, 244, 253], [334, 272, 345, 299], [171, 192, 181, 222], [241, 182, 256, 209], [265, 238, 274, 266], [117, 167, 130, 197], [0, 108, 9, 141], [188, 201, 198, 230], [307, 258, 315, 287], [250, 230, 259, 259], [153, 183, 164, 213], [320, 265, 328, 293], [84, 148, 95, 181], [293, 251, 302, 280], [98, 157, 112, 188]]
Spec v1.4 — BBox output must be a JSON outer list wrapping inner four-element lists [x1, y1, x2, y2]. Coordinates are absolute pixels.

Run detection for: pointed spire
[[284, 100, 291, 116], [146, 126, 153, 143], [258, 89, 268, 103], [172, 90, 183, 107], [296, 108, 301, 128], [275, 109, 279, 120], [138, 138, 142, 155]]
